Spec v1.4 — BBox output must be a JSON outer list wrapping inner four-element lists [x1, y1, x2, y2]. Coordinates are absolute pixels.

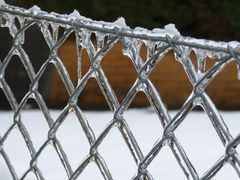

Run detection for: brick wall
[[47, 40, 240, 110]]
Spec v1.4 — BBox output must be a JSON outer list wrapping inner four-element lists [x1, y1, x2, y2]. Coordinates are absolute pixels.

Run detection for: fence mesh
[[1, 3, 240, 180]]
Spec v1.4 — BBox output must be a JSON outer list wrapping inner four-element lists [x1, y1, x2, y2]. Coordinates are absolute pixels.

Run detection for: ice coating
[[1, 3, 240, 180], [229, 41, 240, 50], [113, 17, 128, 28], [152, 23, 180, 36], [164, 24, 181, 36], [69, 9, 92, 21], [28, 5, 41, 15]]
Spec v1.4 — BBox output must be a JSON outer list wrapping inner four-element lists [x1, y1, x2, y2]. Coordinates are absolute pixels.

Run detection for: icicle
[[17, 16, 25, 45], [1, 14, 15, 37], [96, 32, 105, 50], [146, 41, 155, 60], [194, 49, 206, 75], [237, 63, 240, 80], [76, 35, 82, 83], [49, 22, 59, 43]]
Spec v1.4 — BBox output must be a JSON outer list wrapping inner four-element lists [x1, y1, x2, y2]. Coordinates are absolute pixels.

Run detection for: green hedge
[[5, 0, 240, 40]]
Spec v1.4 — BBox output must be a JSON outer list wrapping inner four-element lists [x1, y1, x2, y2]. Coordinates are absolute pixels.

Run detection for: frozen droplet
[[76, 36, 82, 82]]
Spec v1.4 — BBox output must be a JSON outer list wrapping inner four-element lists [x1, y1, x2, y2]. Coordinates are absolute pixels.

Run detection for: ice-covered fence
[[1, 2, 240, 180]]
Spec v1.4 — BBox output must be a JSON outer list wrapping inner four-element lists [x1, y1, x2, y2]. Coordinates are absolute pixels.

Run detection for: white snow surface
[[0, 108, 240, 179]]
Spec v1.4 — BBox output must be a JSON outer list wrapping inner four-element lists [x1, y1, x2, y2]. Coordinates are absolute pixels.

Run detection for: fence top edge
[[0, 3, 240, 55]]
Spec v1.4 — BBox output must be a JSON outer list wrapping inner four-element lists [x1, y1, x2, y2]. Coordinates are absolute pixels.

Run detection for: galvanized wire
[[0, 3, 240, 180]]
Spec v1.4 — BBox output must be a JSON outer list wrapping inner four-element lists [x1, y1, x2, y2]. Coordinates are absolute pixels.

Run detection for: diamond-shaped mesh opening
[[149, 50, 192, 109], [3, 128, 32, 177], [0, 154, 13, 180], [98, 127, 136, 179], [0, 101, 14, 136], [139, 42, 148, 62], [55, 112, 90, 170], [4, 55, 31, 104], [76, 162, 105, 180], [220, 111, 240, 137], [83, 109, 113, 138], [13, 17, 21, 29], [90, 32, 98, 50], [77, 77, 111, 110], [37, 145, 69, 180], [20, 100, 50, 150], [0, 26, 13, 60], [22, 24, 50, 73], [211, 163, 239, 180], [58, 31, 78, 87], [206, 61, 240, 110], [174, 107, 225, 176], [35, 64, 54, 104], [0, 88, 12, 110], [205, 56, 218, 72], [101, 41, 137, 104], [79, 48, 91, 78], [124, 92, 163, 155], [47, 63, 70, 109], [22, 171, 38, 180], [147, 146, 187, 179]]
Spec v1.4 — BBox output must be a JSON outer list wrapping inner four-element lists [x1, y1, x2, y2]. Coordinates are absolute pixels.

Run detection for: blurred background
[[0, 0, 240, 110]]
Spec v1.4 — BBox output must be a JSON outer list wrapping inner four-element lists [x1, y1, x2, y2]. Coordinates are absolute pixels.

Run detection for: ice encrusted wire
[[1, 2, 240, 180]]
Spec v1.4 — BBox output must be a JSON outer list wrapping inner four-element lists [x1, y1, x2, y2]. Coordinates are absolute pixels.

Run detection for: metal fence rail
[[1, 2, 240, 180]]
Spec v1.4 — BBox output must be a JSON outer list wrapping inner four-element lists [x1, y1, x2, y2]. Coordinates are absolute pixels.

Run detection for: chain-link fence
[[1, 2, 240, 180]]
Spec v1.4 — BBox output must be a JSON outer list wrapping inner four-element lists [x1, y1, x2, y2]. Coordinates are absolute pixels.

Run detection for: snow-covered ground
[[0, 108, 240, 179]]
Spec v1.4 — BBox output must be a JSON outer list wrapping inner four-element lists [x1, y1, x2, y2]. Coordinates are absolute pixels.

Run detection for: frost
[[69, 9, 92, 21], [153, 23, 180, 36]]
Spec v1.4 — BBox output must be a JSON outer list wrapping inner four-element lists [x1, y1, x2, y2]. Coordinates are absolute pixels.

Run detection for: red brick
[[47, 40, 240, 109]]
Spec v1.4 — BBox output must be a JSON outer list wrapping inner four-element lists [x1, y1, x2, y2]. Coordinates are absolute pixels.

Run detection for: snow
[[0, 108, 240, 179], [229, 41, 240, 50], [113, 17, 128, 28], [28, 5, 41, 15], [68, 9, 92, 21], [153, 23, 181, 36], [0, 0, 5, 5]]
